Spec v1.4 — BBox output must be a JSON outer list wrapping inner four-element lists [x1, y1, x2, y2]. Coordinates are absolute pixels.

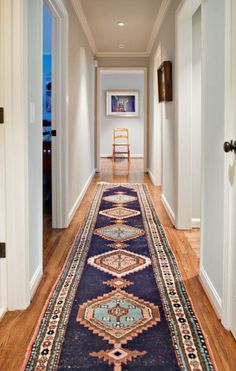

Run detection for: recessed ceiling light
[[117, 21, 125, 27], [119, 43, 125, 49]]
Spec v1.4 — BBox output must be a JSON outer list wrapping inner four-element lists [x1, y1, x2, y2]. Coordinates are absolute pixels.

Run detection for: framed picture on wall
[[106, 90, 139, 117], [157, 61, 172, 102]]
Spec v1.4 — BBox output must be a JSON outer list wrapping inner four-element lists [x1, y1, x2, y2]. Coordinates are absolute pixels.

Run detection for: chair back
[[113, 128, 129, 144]]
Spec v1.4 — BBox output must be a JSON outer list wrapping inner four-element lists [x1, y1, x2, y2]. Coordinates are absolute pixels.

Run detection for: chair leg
[[128, 148, 130, 161]]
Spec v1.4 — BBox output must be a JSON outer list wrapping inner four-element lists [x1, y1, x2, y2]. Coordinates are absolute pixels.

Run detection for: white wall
[[192, 7, 202, 223], [100, 71, 144, 157], [64, 0, 95, 219], [149, 0, 181, 219], [200, 0, 226, 315]]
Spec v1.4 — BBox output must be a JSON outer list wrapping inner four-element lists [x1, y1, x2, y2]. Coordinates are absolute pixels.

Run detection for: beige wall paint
[[97, 57, 149, 67], [62, 0, 96, 217]]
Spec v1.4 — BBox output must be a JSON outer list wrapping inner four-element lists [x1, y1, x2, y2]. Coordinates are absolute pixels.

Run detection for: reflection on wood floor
[[0, 158, 235, 371]]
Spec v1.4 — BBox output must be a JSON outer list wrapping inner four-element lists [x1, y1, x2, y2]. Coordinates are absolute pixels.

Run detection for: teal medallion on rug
[[23, 183, 216, 371]]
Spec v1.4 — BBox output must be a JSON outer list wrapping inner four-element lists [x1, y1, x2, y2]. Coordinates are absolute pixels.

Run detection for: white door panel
[[224, 0, 236, 339], [230, 0, 236, 337]]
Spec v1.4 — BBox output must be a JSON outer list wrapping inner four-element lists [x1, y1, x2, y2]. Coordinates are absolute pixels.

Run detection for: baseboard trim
[[100, 154, 144, 158], [30, 265, 43, 298], [147, 168, 158, 186], [67, 169, 96, 225], [199, 266, 222, 319], [161, 193, 175, 225], [0, 308, 6, 320], [192, 218, 201, 228]]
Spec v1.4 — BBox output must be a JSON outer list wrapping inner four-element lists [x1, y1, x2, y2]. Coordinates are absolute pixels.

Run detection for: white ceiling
[[71, 0, 167, 57]]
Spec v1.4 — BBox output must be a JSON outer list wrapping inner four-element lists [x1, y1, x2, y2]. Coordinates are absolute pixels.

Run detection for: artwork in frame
[[106, 90, 139, 117], [157, 61, 172, 102]]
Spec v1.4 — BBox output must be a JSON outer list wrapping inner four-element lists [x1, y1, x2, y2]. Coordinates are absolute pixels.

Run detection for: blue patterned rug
[[23, 183, 216, 370]]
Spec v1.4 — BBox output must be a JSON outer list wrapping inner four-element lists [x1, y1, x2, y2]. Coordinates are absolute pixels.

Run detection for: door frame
[[153, 43, 162, 186], [44, 0, 69, 229], [1, 0, 30, 310], [0, 0, 8, 316], [222, 0, 236, 332], [96, 67, 148, 172], [175, 0, 202, 229]]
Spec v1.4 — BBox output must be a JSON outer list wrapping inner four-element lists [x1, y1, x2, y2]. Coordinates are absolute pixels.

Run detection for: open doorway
[[41, 0, 68, 234], [175, 2, 202, 267], [97, 68, 147, 179], [43, 3, 53, 228]]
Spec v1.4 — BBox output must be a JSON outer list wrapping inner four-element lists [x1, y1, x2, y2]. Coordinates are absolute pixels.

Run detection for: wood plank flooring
[[0, 158, 235, 371]]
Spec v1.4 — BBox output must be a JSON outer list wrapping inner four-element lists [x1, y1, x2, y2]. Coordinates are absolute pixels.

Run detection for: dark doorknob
[[224, 140, 236, 153]]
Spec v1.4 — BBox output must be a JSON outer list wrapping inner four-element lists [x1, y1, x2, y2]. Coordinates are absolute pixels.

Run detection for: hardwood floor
[[0, 158, 235, 370]]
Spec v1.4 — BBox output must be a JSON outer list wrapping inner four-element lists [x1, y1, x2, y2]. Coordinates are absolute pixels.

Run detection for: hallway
[[0, 159, 235, 370], [1, 0, 236, 369]]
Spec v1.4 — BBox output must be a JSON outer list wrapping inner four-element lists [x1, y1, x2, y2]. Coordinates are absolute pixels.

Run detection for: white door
[[223, 0, 236, 339], [229, 0, 236, 338], [0, 0, 7, 316]]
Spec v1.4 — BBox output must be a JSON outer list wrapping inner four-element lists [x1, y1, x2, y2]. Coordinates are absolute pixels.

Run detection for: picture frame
[[106, 90, 139, 117], [157, 61, 172, 102]]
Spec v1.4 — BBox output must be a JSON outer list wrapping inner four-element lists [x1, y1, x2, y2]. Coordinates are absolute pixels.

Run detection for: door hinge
[[0, 107, 4, 124], [51, 129, 56, 137], [0, 243, 6, 258]]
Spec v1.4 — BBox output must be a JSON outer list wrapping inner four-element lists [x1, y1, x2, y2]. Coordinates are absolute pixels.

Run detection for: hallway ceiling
[[71, 0, 164, 57]]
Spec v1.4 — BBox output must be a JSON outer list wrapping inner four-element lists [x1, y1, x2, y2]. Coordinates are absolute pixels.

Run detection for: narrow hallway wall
[[200, 0, 226, 315], [192, 7, 202, 224], [148, 0, 181, 221], [62, 0, 96, 222]]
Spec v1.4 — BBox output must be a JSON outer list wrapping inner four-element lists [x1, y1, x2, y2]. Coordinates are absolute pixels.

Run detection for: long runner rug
[[23, 183, 216, 371]]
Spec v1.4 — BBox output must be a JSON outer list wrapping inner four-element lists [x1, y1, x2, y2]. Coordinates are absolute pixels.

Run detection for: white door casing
[[45, 0, 69, 229], [0, 0, 7, 316], [3, 0, 30, 310], [222, 0, 236, 339], [153, 44, 163, 187], [175, 0, 201, 229]]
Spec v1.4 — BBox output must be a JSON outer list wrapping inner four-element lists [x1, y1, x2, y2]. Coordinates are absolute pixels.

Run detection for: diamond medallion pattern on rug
[[88, 249, 151, 277], [94, 224, 145, 243], [103, 194, 137, 204], [99, 207, 140, 220], [108, 242, 129, 250], [90, 347, 147, 370], [23, 183, 217, 371], [77, 289, 160, 345], [104, 277, 133, 289]]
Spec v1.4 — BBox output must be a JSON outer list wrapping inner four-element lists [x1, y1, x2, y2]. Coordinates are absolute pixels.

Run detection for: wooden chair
[[112, 128, 130, 161]]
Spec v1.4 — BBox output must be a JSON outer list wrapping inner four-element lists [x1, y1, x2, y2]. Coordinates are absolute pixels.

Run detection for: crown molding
[[146, 0, 171, 55], [96, 51, 149, 58], [70, 0, 170, 58], [70, 0, 97, 54]]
